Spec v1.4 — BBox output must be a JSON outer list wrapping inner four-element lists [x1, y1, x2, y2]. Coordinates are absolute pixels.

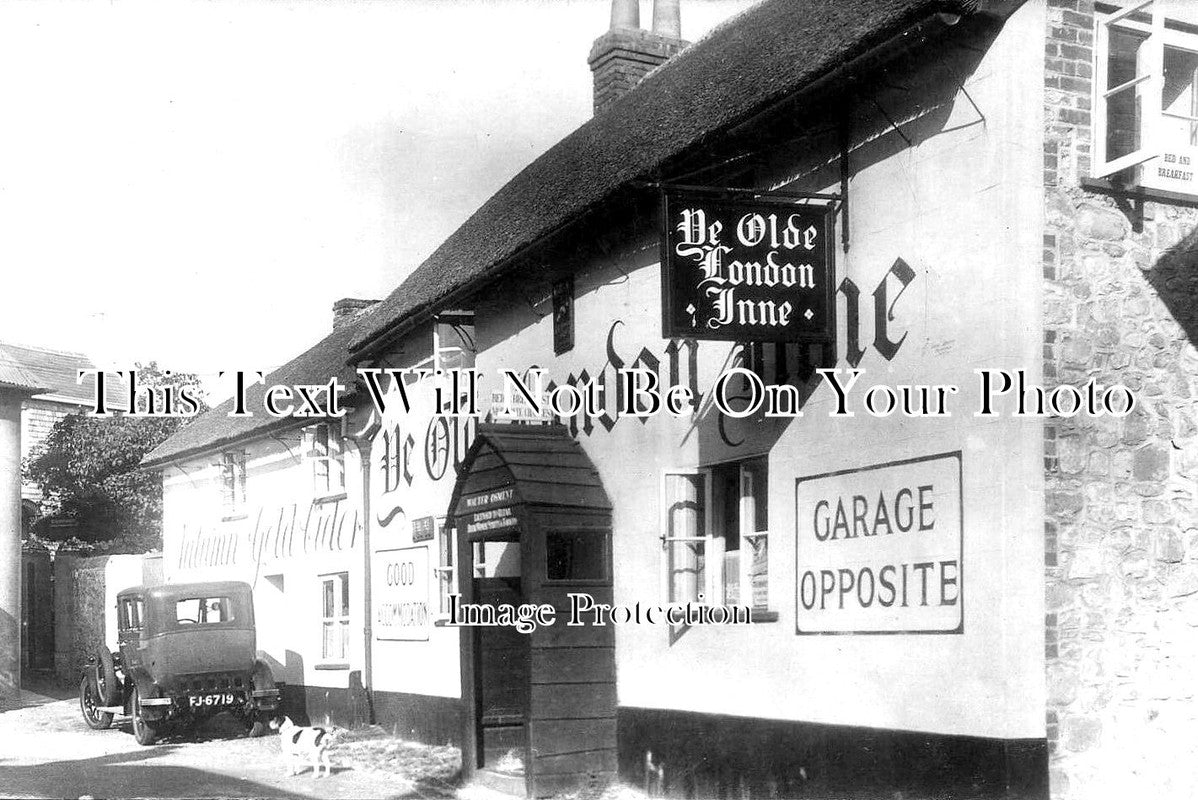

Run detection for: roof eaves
[[138, 414, 311, 471], [348, 0, 988, 360]]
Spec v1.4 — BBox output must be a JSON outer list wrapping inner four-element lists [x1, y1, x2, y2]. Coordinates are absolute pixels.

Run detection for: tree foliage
[[25, 363, 207, 552]]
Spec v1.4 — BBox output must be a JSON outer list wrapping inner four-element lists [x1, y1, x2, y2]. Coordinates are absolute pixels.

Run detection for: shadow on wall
[[270, 651, 372, 730], [1147, 225, 1198, 347], [280, 650, 308, 725]]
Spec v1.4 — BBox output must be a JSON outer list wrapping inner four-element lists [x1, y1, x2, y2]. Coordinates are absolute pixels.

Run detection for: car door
[[117, 595, 146, 671]]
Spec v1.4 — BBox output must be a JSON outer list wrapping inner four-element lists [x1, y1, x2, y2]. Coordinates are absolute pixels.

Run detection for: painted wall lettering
[[176, 497, 361, 570], [794, 452, 963, 635], [373, 546, 431, 641]]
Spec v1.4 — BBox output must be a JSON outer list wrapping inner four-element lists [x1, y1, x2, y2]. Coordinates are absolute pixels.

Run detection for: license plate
[[188, 693, 237, 708]]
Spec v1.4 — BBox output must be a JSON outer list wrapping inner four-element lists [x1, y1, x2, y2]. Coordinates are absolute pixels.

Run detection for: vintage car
[[78, 580, 281, 745]]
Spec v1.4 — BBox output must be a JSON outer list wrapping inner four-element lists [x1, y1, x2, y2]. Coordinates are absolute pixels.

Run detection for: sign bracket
[[636, 176, 850, 252], [635, 180, 842, 206]]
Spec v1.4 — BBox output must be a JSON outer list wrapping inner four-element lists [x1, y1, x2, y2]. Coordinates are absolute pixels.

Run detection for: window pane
[[176, 597, 232, 624], [1163, 46, 1198, 145], [340, 619, 350, 659], [322, 621, 335, 659], [712, 463, 739, 550], [748, 535, 769, 610], [667, 540, 705, 604], [546, 531, 606, 580], [176, 598, 202, 623], [204, 598, 227, 623], [722, 549, 741, 605], [744, 458, 769, 532], [340, 574, 350, 616], [439, 522, 453, 569], [1107, 26, 1149, 162], [439, 571, 453, 614], [315, 458, 329, 493], [323, 579, 334, 618], [665, 474, 705, 539]]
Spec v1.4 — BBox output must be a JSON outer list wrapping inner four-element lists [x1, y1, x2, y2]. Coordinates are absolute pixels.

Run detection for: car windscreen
[[175, 596, 233, 625]]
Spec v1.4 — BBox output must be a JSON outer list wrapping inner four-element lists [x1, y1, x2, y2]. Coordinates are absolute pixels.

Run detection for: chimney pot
[[332, 298, 378, 330], [611, 0, 639, 30], [652, 0, 681, 39]]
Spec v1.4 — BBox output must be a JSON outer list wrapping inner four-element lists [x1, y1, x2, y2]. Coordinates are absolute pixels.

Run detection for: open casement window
[[1094, 1, 1198, 181], [662, 472, 710, 604], [306, 422, 345, 497], [320, 572, 350, 662], [662, 462, 771, 610]]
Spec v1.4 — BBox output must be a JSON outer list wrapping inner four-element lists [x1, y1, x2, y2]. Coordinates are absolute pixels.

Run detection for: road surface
[[0, 687, 436, 799]]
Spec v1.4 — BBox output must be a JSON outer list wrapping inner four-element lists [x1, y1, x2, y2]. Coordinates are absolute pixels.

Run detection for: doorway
[[472, 539, 529, 775]]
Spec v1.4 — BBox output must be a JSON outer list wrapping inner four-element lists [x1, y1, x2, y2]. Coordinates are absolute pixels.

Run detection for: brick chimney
[[332, 298, 378, 330], [588, 0, 688, 115]]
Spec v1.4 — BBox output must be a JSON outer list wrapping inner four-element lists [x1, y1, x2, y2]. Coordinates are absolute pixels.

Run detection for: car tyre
[[95, 648, 119, 706], [79, 674, 113, 730], [131, 686, 160, 746]]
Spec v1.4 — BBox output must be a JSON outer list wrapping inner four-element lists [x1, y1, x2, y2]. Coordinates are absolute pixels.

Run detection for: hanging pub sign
[[660, 187, 835, 342]]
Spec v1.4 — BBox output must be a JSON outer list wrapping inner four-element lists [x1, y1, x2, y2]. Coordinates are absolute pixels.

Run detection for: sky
[[0, 0, 753, 400]]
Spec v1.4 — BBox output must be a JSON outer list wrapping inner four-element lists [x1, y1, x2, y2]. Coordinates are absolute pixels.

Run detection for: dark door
[[474, 576, 529, 775]]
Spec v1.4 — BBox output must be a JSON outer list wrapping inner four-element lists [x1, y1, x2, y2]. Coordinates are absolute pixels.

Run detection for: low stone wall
[[52, 552, 154, 682], [53, 553, 107, 682]]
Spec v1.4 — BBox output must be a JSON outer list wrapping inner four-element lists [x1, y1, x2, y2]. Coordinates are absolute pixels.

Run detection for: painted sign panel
[[1143, 147, 1198, 196], [457, 487, 519, 536], [795, 452, 963, 635], [661, 188, 835, 342], [374, 545, 431, 641]]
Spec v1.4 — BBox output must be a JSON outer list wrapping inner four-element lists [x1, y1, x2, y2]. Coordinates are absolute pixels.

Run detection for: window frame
[[543, 528, 611, 585], [308, 422, 346, 499], [660, 461, 772, 612], [319, 571, 351, 665], [660, 469, 714, 605], [1092, 1, 1194, 179], [433, 517, 456, 619], [119, 597, 145, 632], [736, 460, 771, 611], [174, 595, 233, 626]]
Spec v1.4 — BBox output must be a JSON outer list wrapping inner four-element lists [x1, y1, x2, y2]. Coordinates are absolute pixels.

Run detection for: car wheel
[[95, 649, 119, 706], [79, 674, 113, 730], [131, 686, 159, 746]]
